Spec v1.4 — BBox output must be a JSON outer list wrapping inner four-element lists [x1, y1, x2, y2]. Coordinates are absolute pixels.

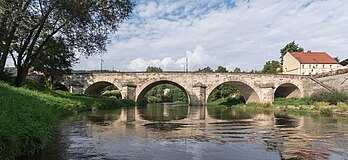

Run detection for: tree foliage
[[0, 0, 133, 86], [146, 66, 163, 72], [197, 66, 213, 73], [32, 37, 77, 89], [233, 67, 241, 73], [280, 41, 304, 65], [215, 66, 228, 72], [262, 60, 281, 74]]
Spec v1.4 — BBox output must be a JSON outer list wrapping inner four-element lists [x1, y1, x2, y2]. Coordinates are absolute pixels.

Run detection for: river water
[[34, 103, 348, 160]]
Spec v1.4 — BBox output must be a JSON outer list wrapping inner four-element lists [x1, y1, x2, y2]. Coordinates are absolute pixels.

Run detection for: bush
[[101, 90, 122, 99], [313, 102, 329, 110], [320, 108, 333, 115], [337, 102, 348, 112], [146, 96, 162, 103], [310, 90, 348, 105]]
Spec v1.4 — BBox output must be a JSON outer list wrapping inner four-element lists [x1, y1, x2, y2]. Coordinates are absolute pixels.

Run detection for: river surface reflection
[[36, 103, 348, 160]]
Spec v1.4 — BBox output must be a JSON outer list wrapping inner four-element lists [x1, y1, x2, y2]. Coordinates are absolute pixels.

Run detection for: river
[[33, 103, 348, 160]]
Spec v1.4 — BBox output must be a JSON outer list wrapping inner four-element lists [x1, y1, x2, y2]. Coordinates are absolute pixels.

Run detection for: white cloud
[[75, 0, 348, 72], [128, 45, 217, 71]]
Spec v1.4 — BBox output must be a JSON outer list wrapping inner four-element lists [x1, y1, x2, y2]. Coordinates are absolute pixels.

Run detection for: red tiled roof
[[289, 52, 338, 64]]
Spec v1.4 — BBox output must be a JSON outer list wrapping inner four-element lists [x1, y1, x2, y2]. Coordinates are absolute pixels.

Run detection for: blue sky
[[75, 0, 348, 71]]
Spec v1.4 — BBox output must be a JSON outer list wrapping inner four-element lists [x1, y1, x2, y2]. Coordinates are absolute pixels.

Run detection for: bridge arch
[[136, 80, 191, 105], [53, 83, 69, 91], [274, 83, 302, 98], [85, 81, 122, 98], [207, 81, 260, 103]]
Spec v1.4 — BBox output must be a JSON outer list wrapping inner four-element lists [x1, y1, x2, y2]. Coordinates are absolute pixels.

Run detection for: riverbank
[[0, 82, 135, 159], [207, 97, 348, 115]]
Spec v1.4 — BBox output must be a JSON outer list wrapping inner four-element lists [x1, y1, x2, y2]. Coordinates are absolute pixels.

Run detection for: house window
[[315, 65, 318, 68], [330, 65, 332, 68], [322, 65, 325, 68], [309, 64, 311, 68], [302, 64, 305, 68]]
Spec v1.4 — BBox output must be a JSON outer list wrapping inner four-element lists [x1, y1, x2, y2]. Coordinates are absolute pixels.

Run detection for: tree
[[0, 0, 133, 86], [197, 66, 213, 73], [233, 67, 241, 73], [333, 57, 340, 63], [280, 41, 304, 65], [146, 66, 163, 72], [32, 37, 77, 89], [262, 60, 281, 74], [215, 66, 228, 73]]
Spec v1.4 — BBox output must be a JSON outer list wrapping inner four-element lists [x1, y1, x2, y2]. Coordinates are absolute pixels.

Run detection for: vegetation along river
[[33, 103, 348, 160]]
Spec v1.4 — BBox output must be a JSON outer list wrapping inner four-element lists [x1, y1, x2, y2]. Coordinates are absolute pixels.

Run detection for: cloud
[[75, 0, 348, 72], [128, 45, 217, 71]]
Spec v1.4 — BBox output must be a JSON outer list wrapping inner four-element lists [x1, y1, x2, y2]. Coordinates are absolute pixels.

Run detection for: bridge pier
[[121, 84, 137, 101], [190, 83, 207, 106], [259, 83, 275, 104]]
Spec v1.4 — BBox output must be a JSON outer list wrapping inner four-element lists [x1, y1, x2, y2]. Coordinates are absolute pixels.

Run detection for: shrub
[[337, 102, 348, 112], [101, 90, 122, 99], [310, 90, 348, 105], [313, 102, 329, 110], [146, 96, 162, 103], [320, 108, 333, 115]]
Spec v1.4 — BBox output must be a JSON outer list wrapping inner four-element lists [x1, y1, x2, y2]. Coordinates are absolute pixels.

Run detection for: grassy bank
[[0, 82, 134, 159], [207, 96, 348, 115]]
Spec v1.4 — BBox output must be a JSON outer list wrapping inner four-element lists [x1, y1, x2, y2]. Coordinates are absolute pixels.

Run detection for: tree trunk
[[14, 66, 29, 87], [0, 54, 7, 79]]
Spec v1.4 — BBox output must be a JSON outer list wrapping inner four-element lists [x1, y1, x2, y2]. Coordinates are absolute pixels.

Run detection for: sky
[[74, 0, 348, 72]]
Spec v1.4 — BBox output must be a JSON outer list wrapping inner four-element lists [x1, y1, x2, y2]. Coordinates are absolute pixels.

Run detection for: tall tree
[[146, 66, 163, 72], [0, 0, 133, 86], [215, 66, 228, 73], [262, 60, 281, 74], [280, 41, 304, 65], [333, 57, 340, 63], [32, 37, 77, 89]]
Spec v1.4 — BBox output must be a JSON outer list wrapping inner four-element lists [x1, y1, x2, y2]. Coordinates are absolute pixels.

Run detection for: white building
[[283, 51, 338, 75]]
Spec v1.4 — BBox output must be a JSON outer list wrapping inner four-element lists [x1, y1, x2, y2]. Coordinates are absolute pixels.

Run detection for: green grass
[[273, 98, 311, 106], [0, 81, 134, 159]]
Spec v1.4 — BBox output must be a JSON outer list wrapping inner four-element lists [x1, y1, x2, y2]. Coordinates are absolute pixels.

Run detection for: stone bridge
[[62, 72, 326, 106]]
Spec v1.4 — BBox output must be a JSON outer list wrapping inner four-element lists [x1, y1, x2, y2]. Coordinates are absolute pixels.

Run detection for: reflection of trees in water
[[138, 103, 188, 122], [84, 110, 121, 126], [207, 107, 254, 120], [264, 114, 334, 160]]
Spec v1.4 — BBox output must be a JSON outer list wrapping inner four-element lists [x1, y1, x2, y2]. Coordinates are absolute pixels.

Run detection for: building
[[282, 51, 338, 75], [339, 58, 348, 69]]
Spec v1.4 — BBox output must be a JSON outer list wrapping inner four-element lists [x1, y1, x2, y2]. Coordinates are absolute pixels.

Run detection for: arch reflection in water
[[138, 103, 189, 122], [36, 105, 348, 160]]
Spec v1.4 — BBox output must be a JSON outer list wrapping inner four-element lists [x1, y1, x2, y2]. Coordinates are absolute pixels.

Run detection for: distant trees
[[262, 60, 281, 74], [0, 0, 133, 86], [280, 41, 304, 65], [233, 67, 241, 73], [146, 66, 163, 72], [215, 66, 228, 72], [197, 66, 213, 73]]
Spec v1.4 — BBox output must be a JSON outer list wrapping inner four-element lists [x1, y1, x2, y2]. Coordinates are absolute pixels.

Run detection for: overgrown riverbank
[[0, 82, 135, 159], [207, 91, 348, 115]]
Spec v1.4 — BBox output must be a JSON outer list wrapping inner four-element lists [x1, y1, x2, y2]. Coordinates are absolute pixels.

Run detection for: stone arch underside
[[84, 81, 121, 96], [136, 80, 190, 104], [54, 83, 69, 91], [274, 83, 301, 98], [207, 81, 260, 103]]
